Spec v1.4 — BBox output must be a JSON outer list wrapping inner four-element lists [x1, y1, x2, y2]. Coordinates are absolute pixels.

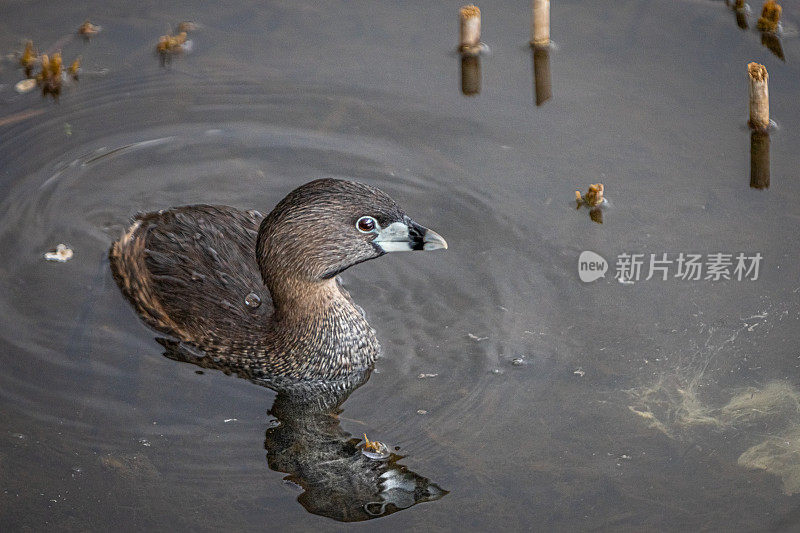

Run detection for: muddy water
[[1, 0, 799, 530]]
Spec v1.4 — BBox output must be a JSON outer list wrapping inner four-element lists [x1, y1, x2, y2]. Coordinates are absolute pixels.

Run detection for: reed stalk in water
[[459, 5, 481, 54], [531, 0, 550, 46], [747, 62, 770, 132]]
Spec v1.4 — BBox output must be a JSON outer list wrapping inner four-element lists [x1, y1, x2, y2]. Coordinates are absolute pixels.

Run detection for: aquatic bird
[[110, 179, 447, 381]]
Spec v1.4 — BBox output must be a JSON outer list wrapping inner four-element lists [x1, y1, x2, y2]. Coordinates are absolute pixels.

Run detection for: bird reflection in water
[[159, 339, 447, 522]]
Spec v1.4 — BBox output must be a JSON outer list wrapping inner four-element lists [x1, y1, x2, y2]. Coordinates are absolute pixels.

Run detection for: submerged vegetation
[[757, 1, 782, 33], [14, 38, 80, 97], [627, 308, 800, 496], [19, 40, 36, 77], [156, 23, 197, 64], [78, 20, 101, 38], [574, 183, 604, 208]]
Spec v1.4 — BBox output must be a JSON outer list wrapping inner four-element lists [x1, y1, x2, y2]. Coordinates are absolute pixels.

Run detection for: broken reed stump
[[747, 62, 771, 189], [757, 1, 782, 33], [747, 62, 770, 132], [459, 5, 481, 54], [531, 0, 550, 46]]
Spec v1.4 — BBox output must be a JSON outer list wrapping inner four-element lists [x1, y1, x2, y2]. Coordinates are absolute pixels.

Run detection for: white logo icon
[[578, 251, 608, 282]]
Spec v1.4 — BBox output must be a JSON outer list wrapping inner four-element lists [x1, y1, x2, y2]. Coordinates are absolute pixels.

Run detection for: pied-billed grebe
[[110, 178, 447, 381]]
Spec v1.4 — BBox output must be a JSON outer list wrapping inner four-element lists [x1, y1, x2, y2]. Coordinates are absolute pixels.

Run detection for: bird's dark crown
[[256, 178, 405, 286]]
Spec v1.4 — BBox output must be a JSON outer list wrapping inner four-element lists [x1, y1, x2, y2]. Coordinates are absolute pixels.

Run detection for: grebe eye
[[356, 216, 377, 233]]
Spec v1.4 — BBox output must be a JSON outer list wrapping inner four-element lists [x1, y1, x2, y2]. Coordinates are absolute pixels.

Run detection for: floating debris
[[417, 409, 428, 415], [44, 244, 73, 262], [156, 28, 192, 64], [467, 333, 488, 341], [418, 373, 438, 379], [575, 183, 606, 224], [78, 20, 101, 38], [757, 1, 782, 33], [14, 78, 36, 93], [157, 31, 187, 53], [68, 57, 80, 80], [362, 434, 390, 460], [36, 53, 65, 96], [19, 40, 37, 77], [575, 183, 605, 207], [26, 50, 80, 98], [573, 368, 585, 377], [176, 21, 198, 33]]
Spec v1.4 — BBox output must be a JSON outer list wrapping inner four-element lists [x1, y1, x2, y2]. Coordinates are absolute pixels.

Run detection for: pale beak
[[373, 218, 448, 253]]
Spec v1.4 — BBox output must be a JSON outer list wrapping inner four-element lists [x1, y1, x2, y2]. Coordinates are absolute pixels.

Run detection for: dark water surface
[[1, 0, 800, 530]]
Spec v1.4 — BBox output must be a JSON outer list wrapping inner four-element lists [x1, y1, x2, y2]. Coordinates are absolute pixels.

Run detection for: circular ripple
[[0, 75, 570, 464]]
